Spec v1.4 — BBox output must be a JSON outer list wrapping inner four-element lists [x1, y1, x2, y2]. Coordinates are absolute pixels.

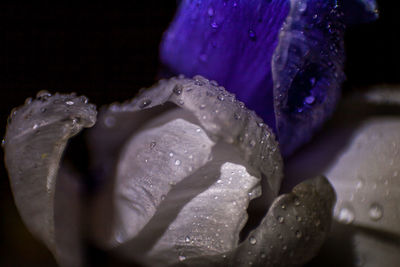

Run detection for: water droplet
[[173, 84, 183, 95], [294, 198, 301, 206], [185, 236, 191, 243], [281, 204, 286, 210], [356, 177, 364, 190], [295, 230, 302, 239], [32, 124, 39, 130], [104, 116, 116, 128], [175, 159, 181, 166], [305, 95, 315, 105], [196, 128, 201, 133], [161, 195, 166, 201], [298, 0, 307, 12], [233, 113, 241, 120], [1, 139, 6, 147], [211, 21, 219, 29], [66, 100, 74, 105], [139, 99, 152, 109], [248, 29, 257, 41], [200, 104, 206, 109], [169, 152, 174, 157], [178, 255, 186, 261], [217, 94, 225, 101], [338, 206, 355, 224], [207, 7, 214, 16], [249, 236, 257, 245], [277, 216, 284, 223], [40, 107, 47, 113], [369, 203, 383, 221]]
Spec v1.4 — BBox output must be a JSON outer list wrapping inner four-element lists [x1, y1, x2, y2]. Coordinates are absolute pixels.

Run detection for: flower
[[3, 77, 336, 266], [160, 0, 379, 156]]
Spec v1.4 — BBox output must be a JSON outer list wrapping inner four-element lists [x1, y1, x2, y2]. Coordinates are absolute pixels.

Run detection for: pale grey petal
[[177, 176, 335, 267], [3, 92, 97, 267], [87, 76, 283, 264], [285, 87, 400, 266]]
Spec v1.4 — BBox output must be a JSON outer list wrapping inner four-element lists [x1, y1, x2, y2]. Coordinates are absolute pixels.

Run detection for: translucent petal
[[3, 92, 97, 267]]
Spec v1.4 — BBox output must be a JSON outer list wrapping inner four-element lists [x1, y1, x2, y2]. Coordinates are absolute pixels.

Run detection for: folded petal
[[3, 92, 97, 267], [179, 176, 336, 266], [87, 76, 283, 265], [285, 87, 400, 266], [161, 0, 347, 155], [272, 0, 345, 155]]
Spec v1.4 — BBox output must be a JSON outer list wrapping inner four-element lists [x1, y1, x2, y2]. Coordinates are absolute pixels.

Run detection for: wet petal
[[179, 176, 336, 266], [87, 77, 283, 264], [272, 0, 346, 155], [160, 0, 290, 127], [3, 92, 97, 267], [285, 87, 400, 266], [161, 1, 347, 155]]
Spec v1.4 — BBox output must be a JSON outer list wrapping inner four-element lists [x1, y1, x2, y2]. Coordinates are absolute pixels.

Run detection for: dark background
[[0, 1, 398, 266]]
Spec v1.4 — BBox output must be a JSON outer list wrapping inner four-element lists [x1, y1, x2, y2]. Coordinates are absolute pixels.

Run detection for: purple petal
[[272, 1, 346, 155], [160, 0, 347, 155], [160, 0, 291, 128]]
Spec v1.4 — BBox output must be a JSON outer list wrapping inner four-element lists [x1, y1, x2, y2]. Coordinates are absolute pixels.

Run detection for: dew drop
[[369, 203, 383, 221], [169, 152, 174, 157], [185, 236, 191, 243], [175, 159, 181, 166], [178, 255, 186, 262], [295, 230, 302, 239], [338, 206, 355, 224], [66, 100, 74, 105], [211, 21, 219, 29], [305, 95, 315, 105], [249, 236, 257, 245], [217, 94, 225, 101], [104, 116, 116, 128], [173, 84, 183, 95], [277, 216, 284, 223], [33, 124, 39, 130], [294, 198, 301, 206], [139, 99, 152, 109], [248, 29, 257, 41]]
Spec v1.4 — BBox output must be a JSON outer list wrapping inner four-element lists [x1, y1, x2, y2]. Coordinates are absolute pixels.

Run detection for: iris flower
[[3, 0, 399, 267]]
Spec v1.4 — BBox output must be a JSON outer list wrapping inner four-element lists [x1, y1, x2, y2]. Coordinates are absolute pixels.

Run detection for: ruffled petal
[[3, 92, 97, 267], [87, 76, 283, 265]]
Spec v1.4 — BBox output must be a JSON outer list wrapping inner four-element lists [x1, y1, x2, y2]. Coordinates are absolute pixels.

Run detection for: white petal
[[3, 92, 97, 267]]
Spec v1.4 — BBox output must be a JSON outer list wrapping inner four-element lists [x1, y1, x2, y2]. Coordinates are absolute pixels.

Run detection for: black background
[[0, 1, 398, 266]]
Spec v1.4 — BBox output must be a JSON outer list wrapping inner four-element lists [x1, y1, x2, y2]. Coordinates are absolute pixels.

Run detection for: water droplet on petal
[[175, 159, 181, 166], [277, 216, 284, 223], [66, 100, 74, 105], [248, 29, 257, 41], [249, 236, 257, 245], [185, 236, 191, 243], [178, 255, 186, 262], [338, 206, 355, 224], [139, 99, 152, 109], [369, 203, 383, 221], [305, 95, 315, 105]]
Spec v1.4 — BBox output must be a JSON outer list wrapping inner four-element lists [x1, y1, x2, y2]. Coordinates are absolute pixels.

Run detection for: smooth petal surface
[[3, 92, 97, 267], [272, 0, 345, 155], [161, 0, 347, 155], [87, 76, 283, 265], [285, 87, 400, 266]]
